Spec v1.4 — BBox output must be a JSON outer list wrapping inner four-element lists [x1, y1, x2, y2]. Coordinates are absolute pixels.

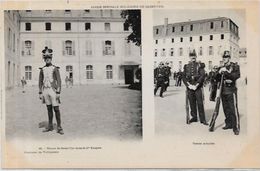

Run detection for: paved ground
[[155, 80, 247, 136], [5, 85, 142, 141]]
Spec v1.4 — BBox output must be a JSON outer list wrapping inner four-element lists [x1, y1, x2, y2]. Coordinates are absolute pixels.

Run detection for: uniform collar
[[45, 63, 53, 67]]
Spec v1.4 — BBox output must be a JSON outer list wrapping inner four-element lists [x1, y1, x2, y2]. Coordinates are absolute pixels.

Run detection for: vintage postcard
[[1, 0, 260, 168]]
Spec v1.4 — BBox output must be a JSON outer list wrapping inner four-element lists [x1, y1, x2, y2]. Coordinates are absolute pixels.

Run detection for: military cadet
[[209, 66, 218, 101], [154, 62, 166, 98], [164, 61, 171, 92], [182, 50, 208, 125], [39, 47, 64, 135], [216, 51, 240, 135]]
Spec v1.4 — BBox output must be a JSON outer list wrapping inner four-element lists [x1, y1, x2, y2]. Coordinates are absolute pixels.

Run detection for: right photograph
[[153, 9, 247, 136]]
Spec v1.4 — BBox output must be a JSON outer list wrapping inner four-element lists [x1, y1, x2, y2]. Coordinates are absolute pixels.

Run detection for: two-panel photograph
[[1, 1, 260, 169]]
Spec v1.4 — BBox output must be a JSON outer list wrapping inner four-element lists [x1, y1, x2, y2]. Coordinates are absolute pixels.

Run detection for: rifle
[[185, 90, 190, 124], [209, 74, 224, 132]]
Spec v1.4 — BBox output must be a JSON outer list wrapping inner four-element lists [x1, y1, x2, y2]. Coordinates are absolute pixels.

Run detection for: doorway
[[124, 69, 134, 84]]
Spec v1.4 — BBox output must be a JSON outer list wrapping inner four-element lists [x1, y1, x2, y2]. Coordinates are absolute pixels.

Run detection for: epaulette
[[53, 65, 60, 69], [39, 66, 46, 70]]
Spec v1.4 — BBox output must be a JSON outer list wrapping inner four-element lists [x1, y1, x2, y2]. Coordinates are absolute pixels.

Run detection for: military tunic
[[216, 62, 240, 132], [182, 61, 207, 123]]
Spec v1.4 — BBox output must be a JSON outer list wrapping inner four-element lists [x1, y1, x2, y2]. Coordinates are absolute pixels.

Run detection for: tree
[[121, 10, 141, 47]]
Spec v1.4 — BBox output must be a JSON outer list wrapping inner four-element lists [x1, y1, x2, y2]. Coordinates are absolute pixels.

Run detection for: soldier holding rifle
[[214, 51, 240, 135]]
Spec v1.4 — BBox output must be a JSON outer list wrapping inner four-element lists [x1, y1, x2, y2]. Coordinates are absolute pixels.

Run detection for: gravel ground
[[5, 85, 142, 141], [155, 80, 247, 136]]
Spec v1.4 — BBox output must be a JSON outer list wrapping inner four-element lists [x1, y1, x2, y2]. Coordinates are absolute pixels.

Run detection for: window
[[106, 65, 113, 79], [190, 37, 192, 42], [155, 40, 158, 44], [65, 10, 71, 13], [123, 23, 129, 31], [156, 28, 159, 34], [181, 26, 184, 32], [84, 10, 90, 13], [172, 26, 175, 32], [190, 24, 193, 31], [86, 65, 93, 79], [179, 48, 183, 56], [45, 10, 52, 14], [170, 48, 174, 56], [154, 49, 158, 57], [25, 23, 31, 31], [45, 40, 52, 49], [221, 34, 224, 39], [199, 47, 203, 56], [161, 48, 166, 57], [179, 61, 182, 70], [209, 46, 213, 55], [180, 37, 183, 42], [45, 22, 51, 31], [85, 23, 91, 30], [23, 40, 33, 56], [65, 22, 71, 31], [221, 21, 224, 28], [209, 61, 213, 70], [13, 33, 15, 52], [199, 36, 203, 41], [210, 22, 214, 29], [210, 35, 213, 40], [171, 38, 174, 43], [64, 40, 74, 56], [25, 66, 32, 80], [103, 40, 115, 55], [8, 28, 11, 49], [26, 10, 31, 12], [86, 40, 92, 56], [218, 46, 222, 55], [104, 23, 110, 31]]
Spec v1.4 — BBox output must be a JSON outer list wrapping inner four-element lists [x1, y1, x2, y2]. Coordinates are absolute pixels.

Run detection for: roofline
[[154, 17, 231, 27]]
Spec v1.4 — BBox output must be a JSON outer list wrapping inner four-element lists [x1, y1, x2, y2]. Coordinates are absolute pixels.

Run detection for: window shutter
[[102, 41, 105, 55], [72, 41, 75, 55], [86, 41, 88, 55], [112, 41, 115, 55], [31, 41, 34, 56], [22, 41, 25, 56], [62, 41, 65, 55], [89, 41, 92, 55]]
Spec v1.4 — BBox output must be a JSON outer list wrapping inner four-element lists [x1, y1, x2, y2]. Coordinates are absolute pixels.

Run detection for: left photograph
[[4, 10, 142, 140]]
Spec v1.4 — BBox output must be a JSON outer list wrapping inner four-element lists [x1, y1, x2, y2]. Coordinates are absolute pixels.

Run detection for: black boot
[[43, 105, 54, 132], [54, 106, 64, 135]]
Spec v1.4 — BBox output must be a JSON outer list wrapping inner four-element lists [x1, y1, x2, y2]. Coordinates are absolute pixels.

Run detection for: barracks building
[[4, 10, 141, 88], [153, 17, 240, 73]]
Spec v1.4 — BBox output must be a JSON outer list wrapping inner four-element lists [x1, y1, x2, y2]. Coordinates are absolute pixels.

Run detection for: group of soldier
[[154, 50, 241, 135]]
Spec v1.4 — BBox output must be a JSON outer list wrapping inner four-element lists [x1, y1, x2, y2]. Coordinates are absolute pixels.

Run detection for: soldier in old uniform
[[216, 51, 240, 135], [164, 61, 171, 92], [182, 50, 208, 125], [154, 62, 166, 98], [39, 47, 64, 135], [209, 65, 219, 101]]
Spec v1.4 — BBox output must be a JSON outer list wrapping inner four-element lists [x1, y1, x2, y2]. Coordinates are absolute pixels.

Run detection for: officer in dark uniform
[[154, 62, 166, 98], [216, 51, 240, 135], [164, 61, 171, 92], [182, 50, 208, 125], [209, 65, 218, 101]]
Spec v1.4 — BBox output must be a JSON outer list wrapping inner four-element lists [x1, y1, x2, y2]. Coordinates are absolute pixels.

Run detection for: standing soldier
[[209, 66, 219, 101], [215, 51, 240, 135], [39, 47, 64, 135], [182, 50, 208, 125], [21, 76, 27, 93], [154, 62, 166, 98], [164, 61, 171, 92]]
